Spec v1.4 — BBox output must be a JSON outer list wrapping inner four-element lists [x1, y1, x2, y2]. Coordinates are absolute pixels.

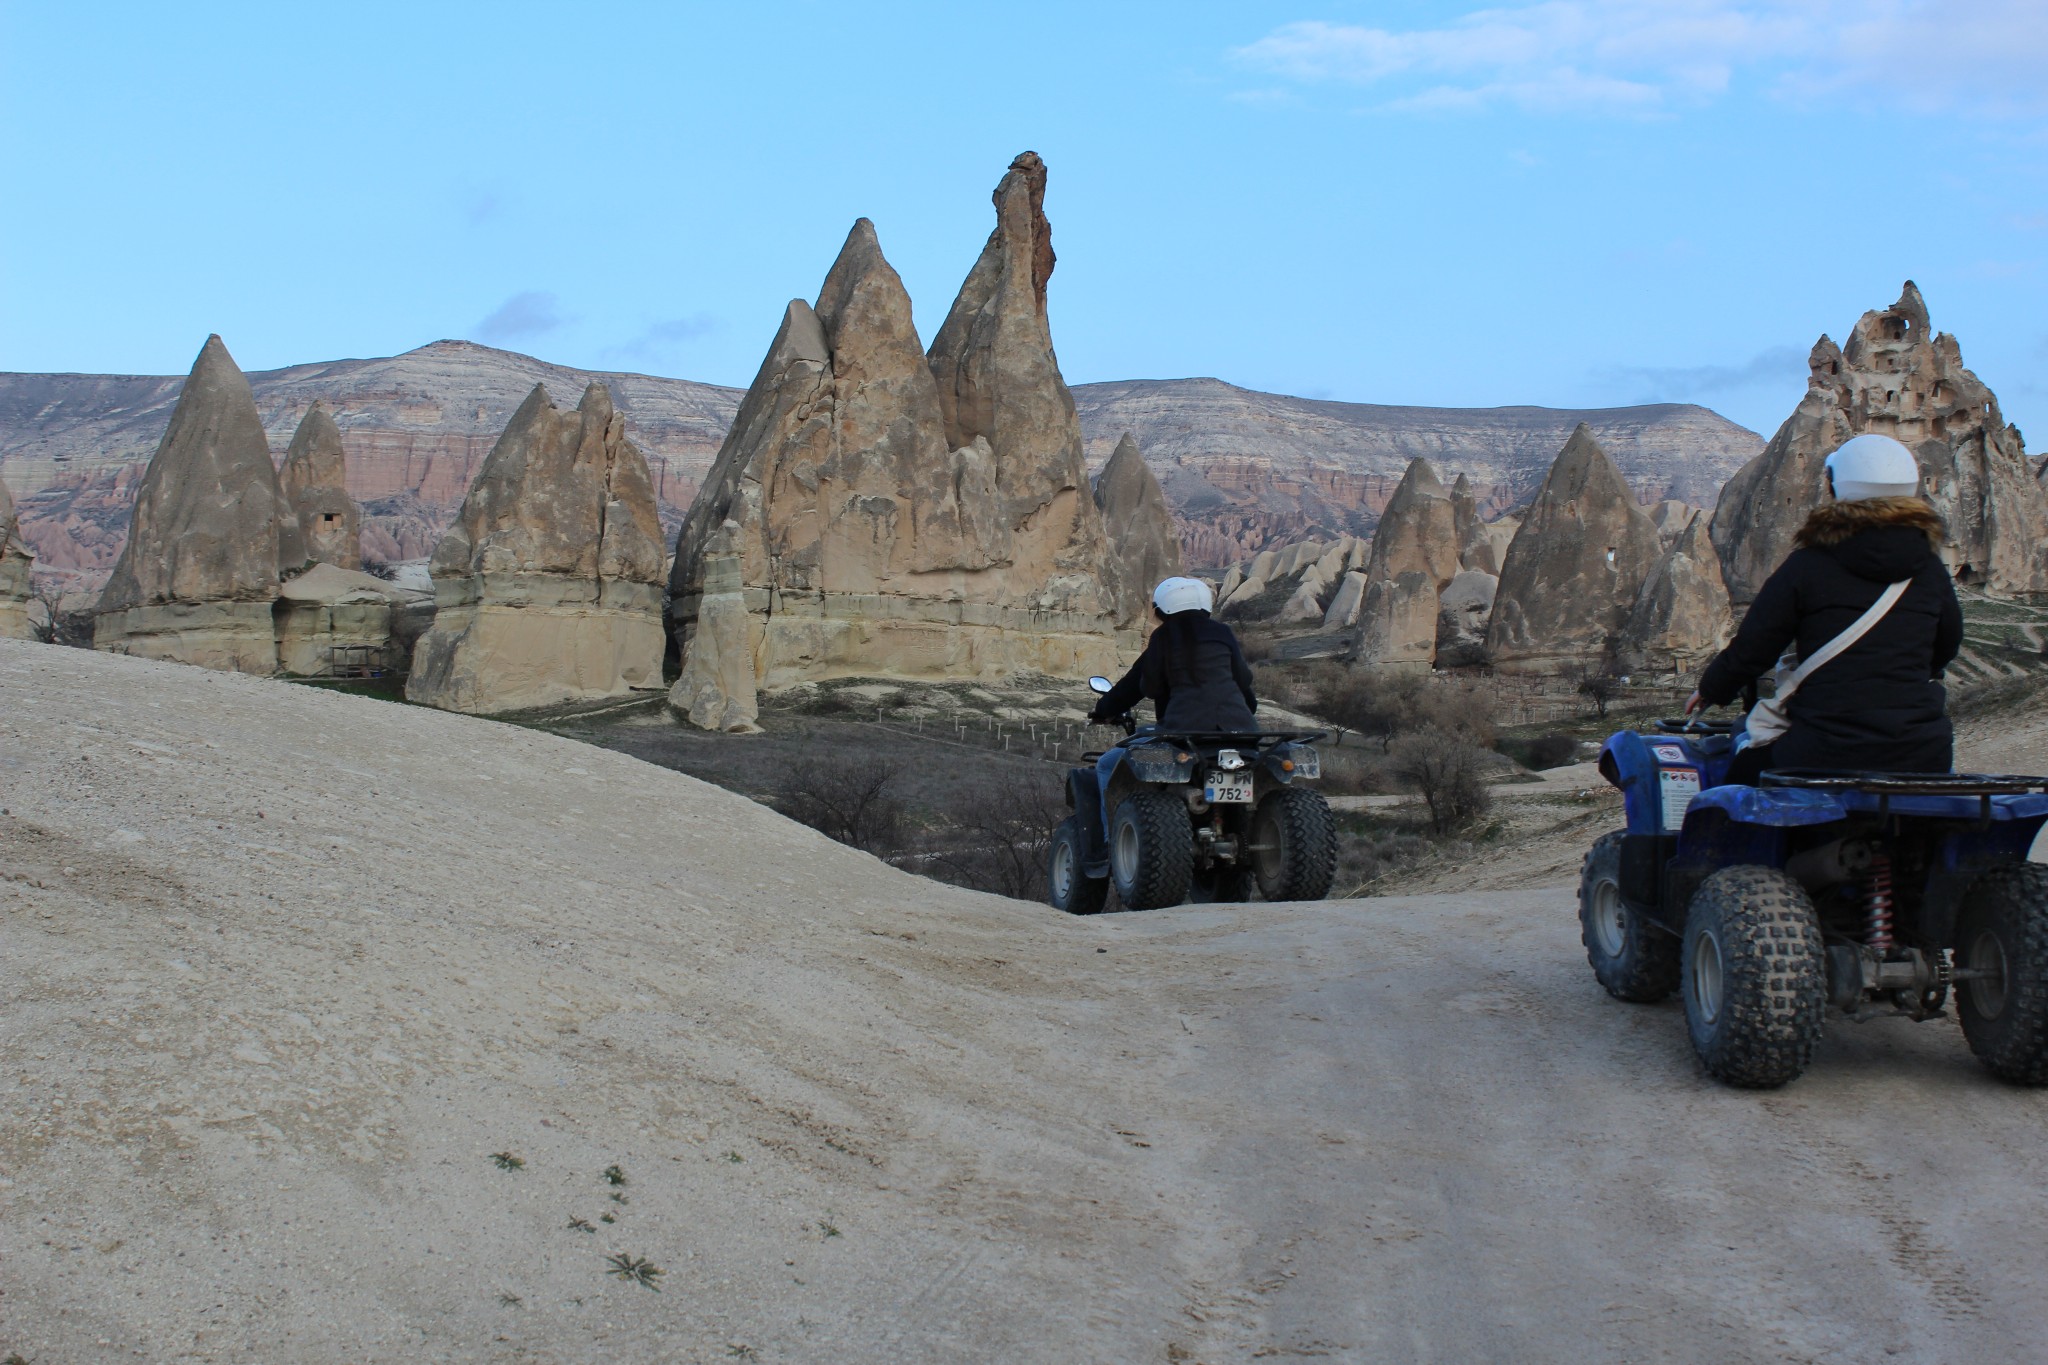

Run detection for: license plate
[[1205, 771, 1254, 803]]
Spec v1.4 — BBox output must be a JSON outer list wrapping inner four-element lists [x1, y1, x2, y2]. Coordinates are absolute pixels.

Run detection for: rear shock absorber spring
[[1864, 853, 1896, 954]]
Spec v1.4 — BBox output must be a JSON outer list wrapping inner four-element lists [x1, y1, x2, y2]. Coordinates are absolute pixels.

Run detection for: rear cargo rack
[[1762, 771, 2048, 796]]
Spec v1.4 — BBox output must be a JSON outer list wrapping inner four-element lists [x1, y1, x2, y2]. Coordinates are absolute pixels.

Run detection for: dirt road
[[4, 639, 2046, 1363]]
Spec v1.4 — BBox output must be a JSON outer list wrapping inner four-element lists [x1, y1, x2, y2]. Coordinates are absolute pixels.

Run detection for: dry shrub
[[1525, 733, 1579, 770], [771, 756, 908, 857], [1390, 728, 1493, 833], [923, 774, 1070, 901], [1312, 671, 1497, 752]]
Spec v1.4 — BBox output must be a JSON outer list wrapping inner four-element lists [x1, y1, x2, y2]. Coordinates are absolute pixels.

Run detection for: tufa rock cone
[[1094, 432, 1184, 609], [1355, 457, 1462, 666], [926, 151, 1128, 623], [670, 520, 760, 733], [407, 382, 666, 713], [279, 402, 362, 571], [1711, 282, 2048, 602], [0, 469, 33, 639], [1620, 511, 1732, 676], [95, 334, 288, 672], [668, 174, 1131, 718], [1484, 424, 1661, 673]]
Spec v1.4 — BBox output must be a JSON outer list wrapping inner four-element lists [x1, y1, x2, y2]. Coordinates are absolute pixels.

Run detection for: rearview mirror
[[1088, 675, 1113, 694]]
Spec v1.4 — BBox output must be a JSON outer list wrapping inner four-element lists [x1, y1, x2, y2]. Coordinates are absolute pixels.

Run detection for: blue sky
[[4, 1, 2046, 441]]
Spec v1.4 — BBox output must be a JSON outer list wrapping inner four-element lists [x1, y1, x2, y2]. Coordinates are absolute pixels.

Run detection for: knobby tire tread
[[1114, 790, 1193, 911], [1579, 831, 1680, 1003], [1049, 816, 1109, 915], [1255, 788, 1338, 903], [1957, 864, 2048, 1085], [1683, 865, 1827, 1089]]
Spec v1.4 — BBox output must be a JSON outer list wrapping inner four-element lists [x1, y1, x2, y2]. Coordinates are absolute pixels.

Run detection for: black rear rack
[[1763, 770, 2048, 796], [1139, 730, 1327, 747]]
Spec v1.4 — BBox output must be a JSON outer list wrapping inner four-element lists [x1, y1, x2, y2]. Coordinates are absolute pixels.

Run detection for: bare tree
[[770, 756, 908, 857], [925, 774, 1069, 901], [1391, 728, 1493, 834], [1567, 663, 1622, 719]]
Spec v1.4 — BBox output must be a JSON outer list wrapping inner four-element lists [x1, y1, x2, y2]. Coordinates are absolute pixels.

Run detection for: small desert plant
[[489, 1151, 524, 1171], [1525, 733, 1579, 770], [604, 1252, 664, 1291]]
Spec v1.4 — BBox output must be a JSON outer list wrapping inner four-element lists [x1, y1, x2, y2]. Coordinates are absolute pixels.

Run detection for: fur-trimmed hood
[[1794, 496, 1946, 584], [1794, 496, 1945, 551]]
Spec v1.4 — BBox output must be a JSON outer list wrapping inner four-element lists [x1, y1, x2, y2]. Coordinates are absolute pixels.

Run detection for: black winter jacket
[[1094, 610, 1259, 733], [1697, 498, 1962, 773]]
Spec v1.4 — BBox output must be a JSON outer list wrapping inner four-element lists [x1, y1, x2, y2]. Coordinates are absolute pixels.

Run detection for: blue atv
[[1047, 676, 1336, 913], [1585, 715, 2048, 1088]]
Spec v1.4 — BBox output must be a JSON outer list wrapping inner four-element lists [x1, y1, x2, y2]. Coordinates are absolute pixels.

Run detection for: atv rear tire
[[1048, 816, 1109, 915], [1579, 831, 1680, 1002], [1681, 866, 1827, 1089], [1250, 787, 1337, 902], [1955, 864, 2048, 1085], [1109, 790, 1193, 910]]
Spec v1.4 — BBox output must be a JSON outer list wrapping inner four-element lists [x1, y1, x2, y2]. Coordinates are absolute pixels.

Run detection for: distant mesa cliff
[[1071, 378, 1763, 567], [0, 343, 1761, 581]]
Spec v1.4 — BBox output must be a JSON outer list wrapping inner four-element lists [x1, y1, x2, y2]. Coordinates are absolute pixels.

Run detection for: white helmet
[[1825, 434, 1921, 501], [1152, 576, 1214, 615]]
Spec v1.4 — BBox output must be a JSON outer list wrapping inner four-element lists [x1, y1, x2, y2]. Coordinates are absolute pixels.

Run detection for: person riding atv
[[1686, 433, 1963, 781], [1089, 576, 1260, 732]]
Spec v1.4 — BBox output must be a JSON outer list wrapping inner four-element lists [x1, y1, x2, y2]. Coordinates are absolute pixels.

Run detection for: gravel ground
[[4, 638, 2047, 1363]]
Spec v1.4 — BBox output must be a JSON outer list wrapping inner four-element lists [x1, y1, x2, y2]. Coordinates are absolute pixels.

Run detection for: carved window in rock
[[1605, 547, 1617, 567], [322, 513, 341, 526]]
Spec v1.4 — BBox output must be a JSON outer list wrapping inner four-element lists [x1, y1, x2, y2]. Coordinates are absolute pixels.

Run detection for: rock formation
[[407, 382, 666, 714], [273, 563, 403, 676], [1620, 511, 1733, 676], [925, 151, 1130, 626], [670, 521, 759, 733], [1094, 432, 1184, 606], [668, 158, 1129, 702], [1355, 458, 1463, 666], [95, 335, 288, 673], [0, 469, 33, 639], [1711, 282, 2048, 602], [1485, 425, 1662, 673], [279, 402, 362, 571], [1321, 570, 1367, 629], [1649, 499, 1695, 545], [1435, 569, 1498, 669], [1356, 572, 1441, 668]]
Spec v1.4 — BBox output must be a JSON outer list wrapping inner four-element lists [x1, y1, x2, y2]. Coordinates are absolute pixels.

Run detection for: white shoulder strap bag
[[1745, 579, 1912, 746]]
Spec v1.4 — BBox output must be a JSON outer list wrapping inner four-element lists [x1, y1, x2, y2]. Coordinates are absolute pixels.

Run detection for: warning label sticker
[[1651, 744, 1688, 764], [1659, 768, 1701, 830]]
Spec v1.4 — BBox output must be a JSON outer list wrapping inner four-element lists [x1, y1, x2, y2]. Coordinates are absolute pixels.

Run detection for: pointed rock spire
[[1710, 282, 2048, 601], [407, 381, 665, 714], [1094, 433, 1184, 617], [95, 334, 287, 672], [0, 469, 33, 639], [280, 402, 362, 571], [1355, 457, 1462, 665], [1484, 424, 1662, 672], [926, 151, 1122, 619], [1621, 511, 1733, 675]]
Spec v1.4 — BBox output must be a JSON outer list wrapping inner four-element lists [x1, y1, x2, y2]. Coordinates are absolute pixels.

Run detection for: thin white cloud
[[1600, 344, 1807, 402], [475, 291, 567, 343], [1234, 2, 2048, 117]]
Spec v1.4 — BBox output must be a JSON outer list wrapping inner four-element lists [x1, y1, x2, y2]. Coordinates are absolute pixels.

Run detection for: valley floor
[[3, 640, 2047, 1363]]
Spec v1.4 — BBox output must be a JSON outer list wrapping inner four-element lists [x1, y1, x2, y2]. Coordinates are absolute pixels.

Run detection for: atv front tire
[[1048, 816, 1109, 915], [1249, 788, 1337, 902], [1109, 790, 1193, 910], [1579, 831, 1680, 1002], [1955, 864, 2048, 1085], [1681, 866, 1827, 1088]]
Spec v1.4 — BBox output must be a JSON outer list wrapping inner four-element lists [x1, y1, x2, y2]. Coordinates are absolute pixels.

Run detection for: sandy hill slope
[[5, 640, 2048, 1362], [0, 347, 1757, 580]]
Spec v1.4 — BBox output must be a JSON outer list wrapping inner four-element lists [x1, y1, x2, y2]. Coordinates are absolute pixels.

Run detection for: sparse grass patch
[[489, 1151, 524, 1171], [604, 1252, 664, 1291], [602, 1164, 626, 1185]]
